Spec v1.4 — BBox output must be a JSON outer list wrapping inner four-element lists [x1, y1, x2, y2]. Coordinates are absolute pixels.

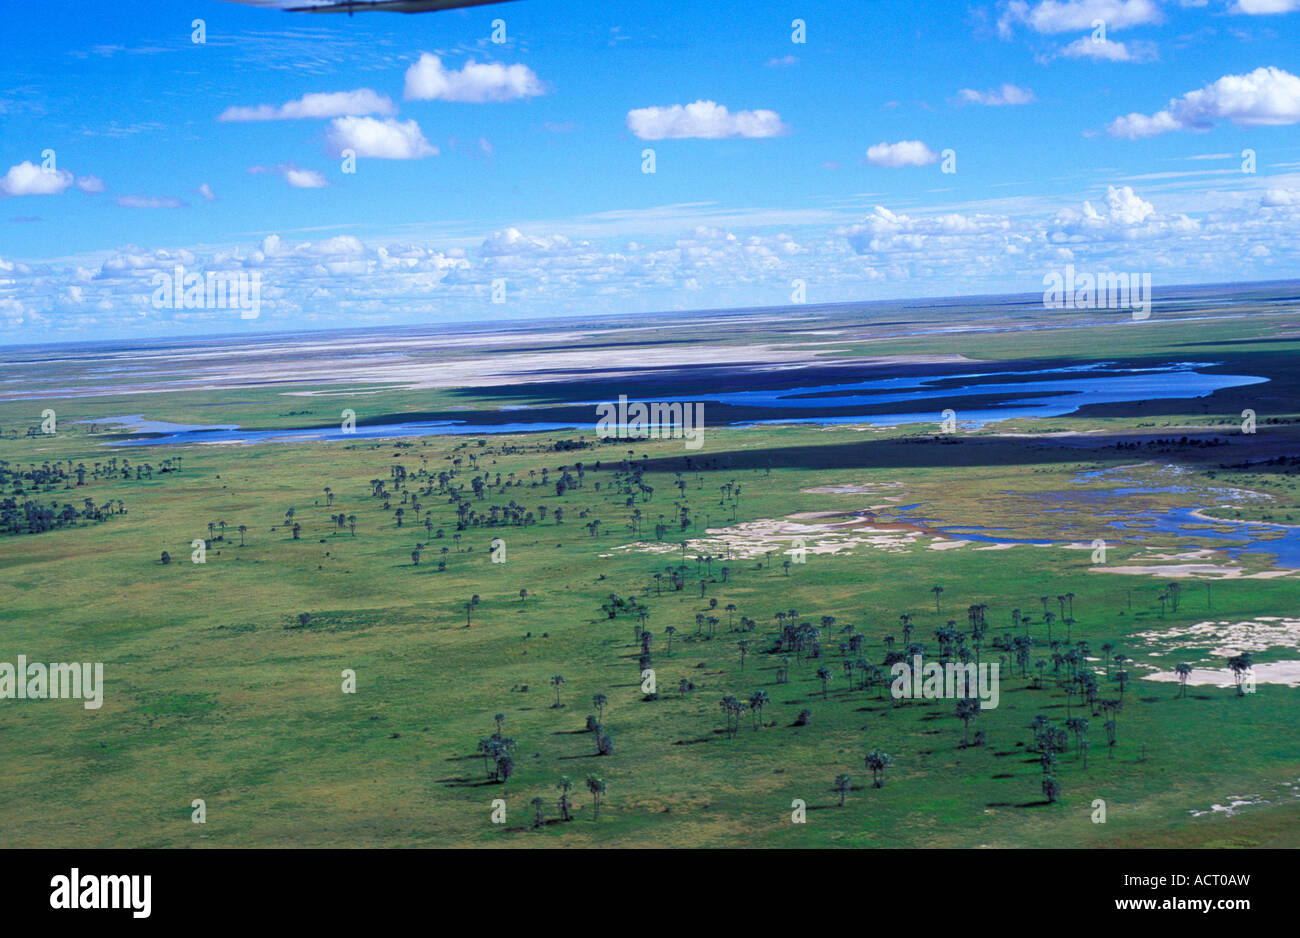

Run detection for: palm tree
[[738, 640, 751, 671], [720, 695, 739, 738], [1042, 776, 1061, 804], [556, 774, 572, 821], [530, 796, 545, 829], [834, 774, 852, 807], [1174, 662, 1192, 698], [749, 689, 769, 729], [1062, 714, 1086, 755], [930, 585, 944, 613], [237, 524, 246, 546], [551, 674, 566, 708], [557, 776, 574, 821], [1227, 653, 1252, 695], [817, 666, 832, 698], [592, 692, 607, 721], [956, 698, 979, 746], [586, 775, 606, 819], [864, 749, 893, 788]]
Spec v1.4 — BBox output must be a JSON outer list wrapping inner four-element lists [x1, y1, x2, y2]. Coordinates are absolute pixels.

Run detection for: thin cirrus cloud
[[865, 140, 939, 167], [999, 0, 1162, 36], [625, 100, 788, 140], [217, 89, 396, 123], [325, 116, 438, 159], [403, 53, 544, 103], [115, 194, 186, 209], [249, 164, 330, 189], [955, 84, 1036, 106], [1107, 65, 1300, 138]]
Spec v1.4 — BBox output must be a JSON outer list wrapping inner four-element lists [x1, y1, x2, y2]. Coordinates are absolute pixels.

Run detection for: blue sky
[[1, 0, 1299, 342]]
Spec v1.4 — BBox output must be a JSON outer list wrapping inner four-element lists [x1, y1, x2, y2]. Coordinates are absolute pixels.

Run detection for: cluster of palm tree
[[530, 775, 607, 828], [477, 732, 517, 783]]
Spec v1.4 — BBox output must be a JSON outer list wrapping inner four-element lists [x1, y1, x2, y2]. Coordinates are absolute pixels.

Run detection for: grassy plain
[[1, 302, 1298, 848]]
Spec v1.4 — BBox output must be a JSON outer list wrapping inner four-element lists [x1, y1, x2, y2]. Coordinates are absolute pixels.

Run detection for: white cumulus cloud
[[249, 163, 330, 188], [1231, 0, 1300, 13], [0, 161, 74, 197], [325, 117, 437, 159], [1108, 66, 1300, 138], [625, 100, 788, 140], [218, 88, 395, 122], [956, 84, 1036, 106], [999, 0, 1162, 36], [403, 54, 544, 103], [1052, 36, 1157, 62], [865, 140, 939, 167]]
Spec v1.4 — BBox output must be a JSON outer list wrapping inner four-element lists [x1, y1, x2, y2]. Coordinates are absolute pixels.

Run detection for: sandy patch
[[1144, 662, 1300, 688], [1133, 617, 1300, 656], [800, 483, 904, 495], [602, 516, 922, 562], [1090, 564, 1242, 579], [1188, 780, 1300, 818], [1138, 549, 1220, 562]]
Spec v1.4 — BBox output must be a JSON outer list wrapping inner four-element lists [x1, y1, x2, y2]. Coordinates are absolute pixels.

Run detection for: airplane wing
[[219, 0, 514, 13]]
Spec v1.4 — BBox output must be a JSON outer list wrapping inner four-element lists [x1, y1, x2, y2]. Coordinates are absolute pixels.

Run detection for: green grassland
[[1, 306, 1298, 848]]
